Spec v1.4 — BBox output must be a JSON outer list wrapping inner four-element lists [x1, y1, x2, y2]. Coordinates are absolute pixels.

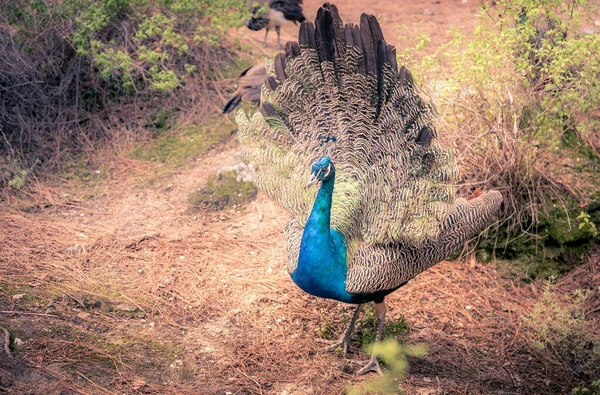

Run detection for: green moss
[[480, 193, 599, 282], [104, 335, 184, 360], [188, 170, 257, 211], [130, 115, 234, 165]]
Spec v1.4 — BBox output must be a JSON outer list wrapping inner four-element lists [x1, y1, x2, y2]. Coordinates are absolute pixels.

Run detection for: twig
[[0, 310, 60, 318], [0, 326, 12, 359], [75, 371, 114, 394]]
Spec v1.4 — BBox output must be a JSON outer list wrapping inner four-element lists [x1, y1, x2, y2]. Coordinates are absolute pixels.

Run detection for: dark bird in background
[[222, 63, 266, 114], [246, 0, 305, 48], [239, 3, 502, 374]]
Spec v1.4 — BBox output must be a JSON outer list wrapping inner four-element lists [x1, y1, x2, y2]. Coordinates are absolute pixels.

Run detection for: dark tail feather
[[223, 93, 243, 114]]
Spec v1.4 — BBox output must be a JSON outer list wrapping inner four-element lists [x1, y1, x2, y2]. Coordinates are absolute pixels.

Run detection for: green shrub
[[60, 0, 247, 93], [399, 0, 600, 273], [0, 157, 36, 190], [523, 283, 600, 380], [0, 0, 246, 190], [573, 380, 600, 395]]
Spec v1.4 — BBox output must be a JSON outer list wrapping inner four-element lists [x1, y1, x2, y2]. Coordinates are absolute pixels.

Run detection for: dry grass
[[2, 1, 600, 394], [1, 143, 599, 394]]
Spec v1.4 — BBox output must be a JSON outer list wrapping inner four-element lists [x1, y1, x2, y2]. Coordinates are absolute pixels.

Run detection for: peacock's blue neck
[[292, 174, 358, 303], [307, 177, 335, 234]]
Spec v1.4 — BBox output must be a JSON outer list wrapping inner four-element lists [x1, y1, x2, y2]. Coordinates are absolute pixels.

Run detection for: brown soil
[[2, 1, 600, 395]]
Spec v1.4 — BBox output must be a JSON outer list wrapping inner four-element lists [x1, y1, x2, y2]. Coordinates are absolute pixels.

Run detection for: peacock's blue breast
[[292, 228, 357, 303]]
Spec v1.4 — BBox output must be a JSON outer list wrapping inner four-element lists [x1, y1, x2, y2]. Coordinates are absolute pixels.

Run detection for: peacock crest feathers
[[238, 3, 502, 291]]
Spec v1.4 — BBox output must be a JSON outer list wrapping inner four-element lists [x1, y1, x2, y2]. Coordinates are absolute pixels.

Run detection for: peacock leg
[[320, 304, 362, 357], [263, 28, 269, 47], [275, 26, 282, 49], [356, 300, 385, 375]]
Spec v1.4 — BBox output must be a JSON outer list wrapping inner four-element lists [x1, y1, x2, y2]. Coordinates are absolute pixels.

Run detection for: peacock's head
[[307, 157, 335, 187]]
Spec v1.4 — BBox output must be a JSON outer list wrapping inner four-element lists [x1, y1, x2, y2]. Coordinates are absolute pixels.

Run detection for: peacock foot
[[316, 336, 354, 357], [353, 355, 383, 375]]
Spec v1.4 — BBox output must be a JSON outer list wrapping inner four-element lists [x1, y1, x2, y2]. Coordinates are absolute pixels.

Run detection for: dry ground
[[2, 1, 600, 394]]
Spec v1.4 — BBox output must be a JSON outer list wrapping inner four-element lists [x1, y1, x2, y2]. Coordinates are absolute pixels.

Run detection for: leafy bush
[[523, 282, 600, 380], [399, 0, 600, 272], [0, 0, 246, 190]]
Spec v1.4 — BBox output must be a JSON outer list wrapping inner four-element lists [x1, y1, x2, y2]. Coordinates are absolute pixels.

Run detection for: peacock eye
[[320, 168, 326, 173]]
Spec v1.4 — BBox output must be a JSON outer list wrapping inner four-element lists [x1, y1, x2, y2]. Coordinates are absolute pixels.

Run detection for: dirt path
[[2, 1, 600, 394]]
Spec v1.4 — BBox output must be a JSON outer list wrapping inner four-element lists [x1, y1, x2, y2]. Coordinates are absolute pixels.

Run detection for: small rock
[[562, 157, 575, 168], [583, 28, 596, 35], [77, 312, 90, 319], [169, 359, 184, 368], [132, 377, 147, 389], [12, 294, 26, 301], [14, 338, 24, 346], [114, 303, 139, 313], [465, 305, 473, 310], [63, 244, 83, 255], [423, 8, 434, 16]]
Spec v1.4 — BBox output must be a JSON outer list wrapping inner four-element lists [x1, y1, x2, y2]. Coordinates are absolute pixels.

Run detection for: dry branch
[[0, 326, 12, 359]]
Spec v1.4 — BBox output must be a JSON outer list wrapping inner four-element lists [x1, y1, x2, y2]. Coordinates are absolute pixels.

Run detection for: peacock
[[246, 0, 306, 49], [237, 3, 503, 374], [222, 63, 266, 114]]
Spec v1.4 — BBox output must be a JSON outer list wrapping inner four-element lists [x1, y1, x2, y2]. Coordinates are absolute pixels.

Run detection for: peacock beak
[[306, 173, 318, 187]]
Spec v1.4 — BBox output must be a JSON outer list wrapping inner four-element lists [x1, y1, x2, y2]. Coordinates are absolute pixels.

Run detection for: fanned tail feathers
[[237, 3, 502, 290]]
